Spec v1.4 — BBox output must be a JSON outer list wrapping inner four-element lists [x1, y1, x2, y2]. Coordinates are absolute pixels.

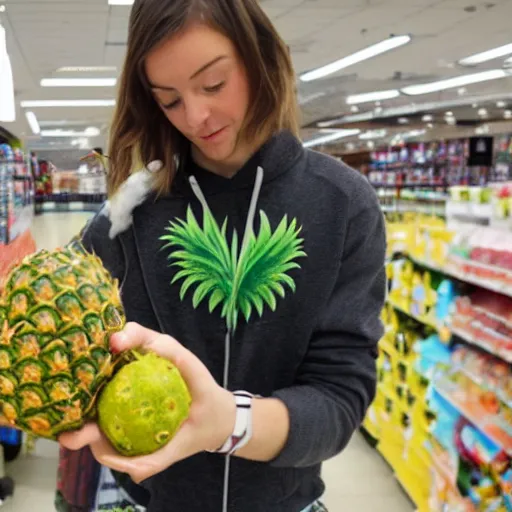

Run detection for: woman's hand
[[59, 322, 236, 483]]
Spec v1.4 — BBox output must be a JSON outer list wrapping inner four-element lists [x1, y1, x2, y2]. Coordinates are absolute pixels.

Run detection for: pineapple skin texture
[[98, 352, 191, 456], [0, 242, 126, 440]]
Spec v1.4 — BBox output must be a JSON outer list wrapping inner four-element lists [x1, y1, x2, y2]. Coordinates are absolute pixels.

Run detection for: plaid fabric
[[96, 501, 327, 512], [94, 466, 145, 511], [55, 446, 101, 512], [55, 448, 143, 512], [55, 447, 326, 512]]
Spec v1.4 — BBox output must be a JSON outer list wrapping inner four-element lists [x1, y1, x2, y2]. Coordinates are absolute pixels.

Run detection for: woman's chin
[[197, 140, 236, 163]]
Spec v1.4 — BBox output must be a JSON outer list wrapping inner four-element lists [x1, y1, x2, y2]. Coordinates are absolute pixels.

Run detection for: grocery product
[[365, 211, 512, 512]]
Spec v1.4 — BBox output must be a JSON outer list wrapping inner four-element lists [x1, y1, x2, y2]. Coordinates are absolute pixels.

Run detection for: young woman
[[58, 0, 387, 511]]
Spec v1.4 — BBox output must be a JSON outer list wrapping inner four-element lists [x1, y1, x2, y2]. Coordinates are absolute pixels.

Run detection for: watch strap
[[211, 391, 254, 456]]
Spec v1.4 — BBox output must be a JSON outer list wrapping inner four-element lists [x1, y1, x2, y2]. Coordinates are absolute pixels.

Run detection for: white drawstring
[[188, 167, 265, 512]]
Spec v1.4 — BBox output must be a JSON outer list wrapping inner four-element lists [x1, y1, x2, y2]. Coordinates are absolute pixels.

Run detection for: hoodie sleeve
[[270, 190, 386, 468]]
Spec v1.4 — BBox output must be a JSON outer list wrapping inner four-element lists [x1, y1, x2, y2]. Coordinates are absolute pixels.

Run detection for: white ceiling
[[1, 0, 512, 162]]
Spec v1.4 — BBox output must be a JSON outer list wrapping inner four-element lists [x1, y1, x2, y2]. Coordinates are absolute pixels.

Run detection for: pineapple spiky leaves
[[0, 240, 126, 440], [161, 206, 306, 332]]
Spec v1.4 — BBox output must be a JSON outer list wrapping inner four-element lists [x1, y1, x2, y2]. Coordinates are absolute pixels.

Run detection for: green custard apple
[[98, 351, 192, 456]]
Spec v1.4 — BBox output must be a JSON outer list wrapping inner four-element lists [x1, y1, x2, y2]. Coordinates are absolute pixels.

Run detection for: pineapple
[[0, 239, 126, 440]]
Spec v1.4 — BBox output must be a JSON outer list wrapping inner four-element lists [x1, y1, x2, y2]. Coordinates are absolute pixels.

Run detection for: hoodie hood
[[103, 130, 303, 239], [171, 130, 303, 197]]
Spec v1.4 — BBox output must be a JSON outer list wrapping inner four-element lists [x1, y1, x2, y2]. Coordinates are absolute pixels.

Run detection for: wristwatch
[[210, 391, 254, 456]]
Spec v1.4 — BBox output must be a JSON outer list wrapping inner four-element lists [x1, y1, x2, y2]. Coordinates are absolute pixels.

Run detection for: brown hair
[[107, 0, 300, 196]]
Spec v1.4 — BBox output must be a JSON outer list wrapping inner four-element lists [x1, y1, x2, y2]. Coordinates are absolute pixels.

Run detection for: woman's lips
[[200, 127, 226, 141]]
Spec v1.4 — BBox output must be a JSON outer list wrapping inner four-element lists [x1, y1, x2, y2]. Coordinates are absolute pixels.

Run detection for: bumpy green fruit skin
[[97, 352, 191, 456]]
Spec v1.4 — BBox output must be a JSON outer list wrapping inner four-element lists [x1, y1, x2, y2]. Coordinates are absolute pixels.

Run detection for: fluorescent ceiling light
[[41, 78, 117, 87], [39, 120, 95, 127], [41, 127, 101, 137], [0, 6, 5, 12], [505, 110, 512, 119], [0, 24, 15, 122], [346, 89, 400, 105], [298, 91, 326, 105], [300, 35, 411, 82], [108, 0, 134, 4], [422, 114, 433, 122], [359, 129, 387, 140], [478, 108, 488, 116], [404, 129, 426, 138], [459, 43, 512, 66], [21, 99, 116, 107], [401, 69, 508, 96], [497, 100, 507, 108], [57, 66, 117, 72], [445, 111, 454, 117], [25, 111, 40, 134], [303, 129, 361, 148], [317, 120, 335, 128]]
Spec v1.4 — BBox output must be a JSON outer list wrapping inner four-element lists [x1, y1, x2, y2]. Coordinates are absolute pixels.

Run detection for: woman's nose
[[184, 98, 210, 131]]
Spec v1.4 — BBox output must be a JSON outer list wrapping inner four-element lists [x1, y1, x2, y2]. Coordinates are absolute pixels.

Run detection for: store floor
[[2, 213, 414, 512]]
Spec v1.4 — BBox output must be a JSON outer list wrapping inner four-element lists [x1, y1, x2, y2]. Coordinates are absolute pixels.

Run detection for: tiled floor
[[1, 212, 415, 511]]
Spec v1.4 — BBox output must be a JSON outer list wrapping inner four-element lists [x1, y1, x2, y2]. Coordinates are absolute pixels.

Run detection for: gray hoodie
[[80, 130, 386, 512]]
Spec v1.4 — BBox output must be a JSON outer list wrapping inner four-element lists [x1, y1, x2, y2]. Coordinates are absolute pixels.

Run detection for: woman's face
[[145, 23, 251, 166]]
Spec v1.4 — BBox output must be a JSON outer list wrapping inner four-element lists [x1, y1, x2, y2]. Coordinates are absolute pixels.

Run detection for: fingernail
[[111, 332, 127, 353]]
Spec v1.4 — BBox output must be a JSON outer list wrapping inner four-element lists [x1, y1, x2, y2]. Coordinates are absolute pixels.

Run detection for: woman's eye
[[204, 82, 225, 93], [163, 99, 181, 110]]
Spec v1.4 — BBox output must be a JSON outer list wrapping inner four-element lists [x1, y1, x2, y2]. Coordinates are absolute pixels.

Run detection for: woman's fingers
[[59, 423, 103, 450], [101, 422, 197, 483], [110, 322, 161, 353]]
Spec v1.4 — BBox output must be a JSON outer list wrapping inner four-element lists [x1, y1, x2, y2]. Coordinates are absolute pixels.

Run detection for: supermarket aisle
[[30, 211, 94, 251], [4, 213, 413, 512]]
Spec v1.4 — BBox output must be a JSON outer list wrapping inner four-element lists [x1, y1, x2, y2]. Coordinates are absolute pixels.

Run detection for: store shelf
[[381, 204, 446, 216], [386, 298, 440, 331], [407, 254, 512, 299], [446, 200, 493, 223], [450, 326, 512, 364], [372, 183, 447, 189], [456, 365, 512, 409], [9, 205, 34, 242], [35, 193, 106, 203], [375, 444, 422, 510], [433, 377, 512, 457]]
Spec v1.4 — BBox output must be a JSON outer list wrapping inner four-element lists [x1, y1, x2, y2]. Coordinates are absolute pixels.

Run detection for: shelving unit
[[363, 212, 512, 512], [0, 143, 35, 245], [0, 142, 36, 461]]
